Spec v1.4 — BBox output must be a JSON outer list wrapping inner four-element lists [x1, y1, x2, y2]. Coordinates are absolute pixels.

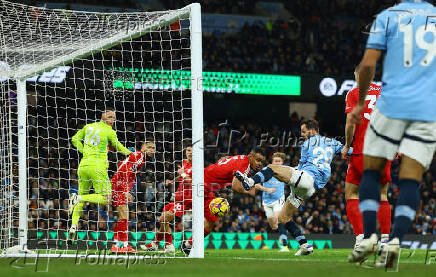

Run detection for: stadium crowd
[[8, 0, 435, 241]]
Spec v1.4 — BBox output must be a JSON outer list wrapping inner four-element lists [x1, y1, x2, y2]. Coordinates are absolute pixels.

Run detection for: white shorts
[[263, 196, 285, 218], [287, 167, 315, 208], [364, 109, 436, 169]]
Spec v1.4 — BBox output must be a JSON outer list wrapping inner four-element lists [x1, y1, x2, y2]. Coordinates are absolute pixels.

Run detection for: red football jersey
[[345, 83, 381, 154], [204, 155, 250, 194], [114, 151, 147, 184], [174, 159, 193, 203]]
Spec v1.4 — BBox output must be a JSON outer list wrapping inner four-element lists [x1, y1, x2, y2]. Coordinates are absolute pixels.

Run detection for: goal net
[[0, 0, 204, 258]]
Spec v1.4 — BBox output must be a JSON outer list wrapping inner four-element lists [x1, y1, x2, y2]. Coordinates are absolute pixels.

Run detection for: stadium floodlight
[[0, 0, 204, 258]]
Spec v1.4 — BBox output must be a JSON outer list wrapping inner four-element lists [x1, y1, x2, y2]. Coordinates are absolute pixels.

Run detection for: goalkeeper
[[68, 108, 131, 241]]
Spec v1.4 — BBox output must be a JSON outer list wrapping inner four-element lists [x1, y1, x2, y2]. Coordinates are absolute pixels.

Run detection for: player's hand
[[266, 188, 276, 194], [349, 104, 365, 125], [341, 146, 350, 160], [177, 165, 184, 176], [128, 193, 133, 202]]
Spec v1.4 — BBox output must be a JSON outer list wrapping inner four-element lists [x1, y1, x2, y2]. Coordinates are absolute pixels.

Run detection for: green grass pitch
[[1, 249, 435, 277]]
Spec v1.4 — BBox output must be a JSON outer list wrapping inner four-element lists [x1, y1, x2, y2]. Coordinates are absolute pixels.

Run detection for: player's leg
[[80, 168, 111, 205], [266, 208, 278, 230], [141, 202, 178, 251], [182, 198, 218, 255], [388, 119, 435, 244], [358, 109, 405, 240], [272, 198, 288, 252], [112, 204, 136, 253], [68, 166, 91, 241], [183, 218, 215, 256], [378, 182, 391, 245], [349, 109, 406, 263], [278, 200, 311, 256], [345, 182, 364, 248], [345, 154, 364, 248], [235, 165, 293, 190]]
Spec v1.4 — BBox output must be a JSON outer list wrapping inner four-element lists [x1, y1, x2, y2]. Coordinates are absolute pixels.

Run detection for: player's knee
[[380, 183, 388, 201], [160, 211, 174, 223], [278, 214, 291, 225], [345, 182, 359, 200]]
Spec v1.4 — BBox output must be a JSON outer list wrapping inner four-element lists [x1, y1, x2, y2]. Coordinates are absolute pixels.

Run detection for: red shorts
[[346, 154, 392, 185], [163, 202, 190, 218], [204, 197, 220, 223], [111, 179, 134, 207], [163, 198, 219, 222]]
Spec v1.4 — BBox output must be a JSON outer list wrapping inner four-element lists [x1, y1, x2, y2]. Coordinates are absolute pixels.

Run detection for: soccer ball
[[209, 198, 230, 217]]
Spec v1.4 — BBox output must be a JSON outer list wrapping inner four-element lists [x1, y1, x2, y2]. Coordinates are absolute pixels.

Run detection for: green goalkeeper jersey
[[71, 121, 131, 169]]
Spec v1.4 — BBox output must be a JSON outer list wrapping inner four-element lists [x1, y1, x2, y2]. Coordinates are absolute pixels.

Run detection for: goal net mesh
[[0, 0, 196, 255]]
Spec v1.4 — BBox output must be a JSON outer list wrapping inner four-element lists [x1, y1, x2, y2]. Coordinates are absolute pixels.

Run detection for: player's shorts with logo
[[286, 167, 316, 208], [364, 109, 436, 169], [346, 154, 392, 185], [163, 201, 189, 218], [111, 175, 134, 207], [162, 196, 219, 222], [263, 196, 285, 218]]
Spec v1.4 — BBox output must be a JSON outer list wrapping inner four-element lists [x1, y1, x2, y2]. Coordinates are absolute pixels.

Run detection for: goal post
[[0, 0, 204, 258], [188, 3, 204, 259]]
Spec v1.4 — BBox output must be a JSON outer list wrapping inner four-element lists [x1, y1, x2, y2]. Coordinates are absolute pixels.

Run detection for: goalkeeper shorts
[[78, 165, 111, 195]]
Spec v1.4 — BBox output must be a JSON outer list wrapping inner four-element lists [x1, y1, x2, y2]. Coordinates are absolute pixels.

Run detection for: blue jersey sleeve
[[298, 140, 309, 169], [366, 11, 388, 50], [331, 138, 354, 155]]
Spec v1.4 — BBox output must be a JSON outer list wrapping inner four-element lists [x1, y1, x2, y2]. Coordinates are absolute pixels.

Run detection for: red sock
[[187, 228, 210, 246], [346, 199, 363, 236], [154, 232, 164, 243], [118, 219, 128, 243], [378, 201, 391, 235], [164, 232, 173, 245], [113, 221, 120, 242]]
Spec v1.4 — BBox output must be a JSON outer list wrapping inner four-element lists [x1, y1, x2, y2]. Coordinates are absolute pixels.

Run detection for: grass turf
[[1, 249, 435, 277]]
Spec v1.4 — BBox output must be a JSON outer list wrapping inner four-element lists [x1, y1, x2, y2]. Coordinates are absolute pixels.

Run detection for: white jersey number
[[84, 126, 101, 146], [364, 95, 377, 120], [313, 147, 333, 169], [400, 23, 436, 67]]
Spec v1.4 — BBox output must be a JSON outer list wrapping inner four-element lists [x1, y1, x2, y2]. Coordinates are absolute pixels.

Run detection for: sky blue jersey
[[298, 135, 352, 189], [366, 0, 436, 121], [262, 177, 285, 205]]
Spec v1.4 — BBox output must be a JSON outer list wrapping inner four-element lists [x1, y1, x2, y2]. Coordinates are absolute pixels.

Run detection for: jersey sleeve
[[345, 88, 358, 113], [71, 126, 85, 153], [297, 141, 309, 169], [108, 129, 131, 156], [366, 11, 388, 50]]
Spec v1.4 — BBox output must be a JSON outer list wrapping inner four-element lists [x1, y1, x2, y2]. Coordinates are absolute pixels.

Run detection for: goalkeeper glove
[[128, 147, 136, 153]]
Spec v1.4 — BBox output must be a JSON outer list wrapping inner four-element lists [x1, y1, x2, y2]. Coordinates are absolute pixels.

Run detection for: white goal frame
[[5, 2, 204, 259]]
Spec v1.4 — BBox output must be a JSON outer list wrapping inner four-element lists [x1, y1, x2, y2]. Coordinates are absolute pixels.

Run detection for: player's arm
[[231, 176, 256, 197], [254, 183, 276, 194], [350, 12, 385, 124], [333, 139, 353, 157], [357, 49, 381, 104], [342, 114, 356, 159], [297, 140, 309, 170], [71, 127, 85, 153], [108, 129, 131, 155]]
